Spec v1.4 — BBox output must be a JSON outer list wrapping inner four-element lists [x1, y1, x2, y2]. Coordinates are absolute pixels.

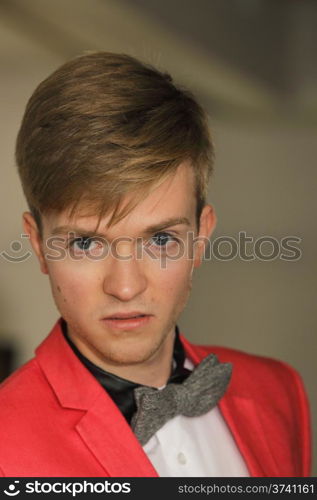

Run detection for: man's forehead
[[44, 162, 197, 232]]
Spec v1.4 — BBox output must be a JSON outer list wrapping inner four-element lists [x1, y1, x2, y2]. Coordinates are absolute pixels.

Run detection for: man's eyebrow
[[50, 217, 191, 237], [143, 217, 191, 234], [50, 226, 105, 238]]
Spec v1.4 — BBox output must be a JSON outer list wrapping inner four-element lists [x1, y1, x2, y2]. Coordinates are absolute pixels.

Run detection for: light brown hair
[[16, 52, 214, 235]]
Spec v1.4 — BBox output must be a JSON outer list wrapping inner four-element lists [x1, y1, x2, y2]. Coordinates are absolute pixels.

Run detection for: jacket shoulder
[[0, 357, 56, 423]]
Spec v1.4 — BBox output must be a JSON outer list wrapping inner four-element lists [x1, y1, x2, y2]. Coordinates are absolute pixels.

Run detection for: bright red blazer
[[0, 319, 311, 477]]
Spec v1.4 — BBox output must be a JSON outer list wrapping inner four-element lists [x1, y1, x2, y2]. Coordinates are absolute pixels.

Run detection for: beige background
[[0, 0, 316, 476]]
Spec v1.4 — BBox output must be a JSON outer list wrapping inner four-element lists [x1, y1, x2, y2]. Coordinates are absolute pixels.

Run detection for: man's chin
[[97, 343, 161, 368]]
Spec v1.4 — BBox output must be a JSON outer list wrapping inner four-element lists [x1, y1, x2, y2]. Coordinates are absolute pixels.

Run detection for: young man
[[0, 52, 311, 477]]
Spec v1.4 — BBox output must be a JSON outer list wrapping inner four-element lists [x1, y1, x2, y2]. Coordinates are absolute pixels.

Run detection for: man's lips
[[101, 312, 153, 330], [103, 312, 151, 319]]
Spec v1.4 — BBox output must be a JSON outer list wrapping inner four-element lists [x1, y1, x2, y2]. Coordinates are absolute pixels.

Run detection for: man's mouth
[[104, 312, 149, 319], [109, 315, 145, 319], [101, 312, 153, 330]]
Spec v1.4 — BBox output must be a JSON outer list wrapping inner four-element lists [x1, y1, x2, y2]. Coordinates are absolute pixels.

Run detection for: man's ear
[[22, 211, 48, 274], [193, 204, 217, 268]]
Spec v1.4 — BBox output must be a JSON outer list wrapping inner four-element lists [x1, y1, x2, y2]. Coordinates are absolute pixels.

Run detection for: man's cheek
[[165, 261, 193, 285], [49, 271, 89, 306], [158, 266, 192, 300]]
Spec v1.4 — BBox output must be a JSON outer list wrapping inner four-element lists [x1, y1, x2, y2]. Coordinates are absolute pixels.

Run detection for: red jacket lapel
[[75, 394, 158, 476], [36, 319, 158, 477]]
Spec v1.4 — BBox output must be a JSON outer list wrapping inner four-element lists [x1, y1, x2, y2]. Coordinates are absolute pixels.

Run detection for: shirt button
[[177, 452, 187, 465]]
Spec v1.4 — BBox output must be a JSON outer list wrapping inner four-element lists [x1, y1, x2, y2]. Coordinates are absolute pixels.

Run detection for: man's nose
[[102, 241, 147, 301]]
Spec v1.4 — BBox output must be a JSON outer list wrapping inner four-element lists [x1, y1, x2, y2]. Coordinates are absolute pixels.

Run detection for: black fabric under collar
[[61, 319, 191, 424]]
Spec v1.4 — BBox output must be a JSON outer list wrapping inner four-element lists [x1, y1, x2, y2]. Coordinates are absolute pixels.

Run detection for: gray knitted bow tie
[[131, 354, 232, 446]]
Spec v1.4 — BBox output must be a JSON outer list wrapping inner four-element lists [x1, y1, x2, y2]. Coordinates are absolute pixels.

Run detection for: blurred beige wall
[[0, 0, 316, 475]]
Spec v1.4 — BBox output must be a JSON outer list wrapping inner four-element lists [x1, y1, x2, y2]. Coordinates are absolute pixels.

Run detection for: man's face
[[25, 162, 215, 378]]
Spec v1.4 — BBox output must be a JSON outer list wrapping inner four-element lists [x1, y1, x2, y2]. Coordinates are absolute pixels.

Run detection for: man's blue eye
[[151, 232, 174, 247], [72, 237, 92, 250]]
